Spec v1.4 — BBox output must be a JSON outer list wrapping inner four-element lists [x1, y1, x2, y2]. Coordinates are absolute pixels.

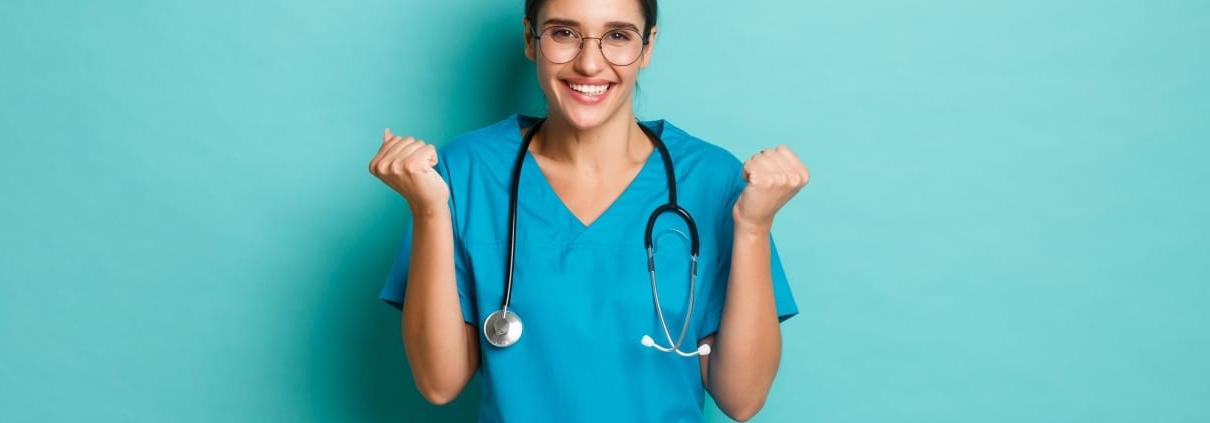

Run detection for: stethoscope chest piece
[[484, 309, 523, 347]]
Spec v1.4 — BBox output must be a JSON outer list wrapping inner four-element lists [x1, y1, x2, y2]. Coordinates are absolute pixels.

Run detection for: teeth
[[569, 83, 609, 96]]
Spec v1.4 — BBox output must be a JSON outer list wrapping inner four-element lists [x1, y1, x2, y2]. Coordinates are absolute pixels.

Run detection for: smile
[[568, 82, 609, 96], [561, 79, 614, 105]]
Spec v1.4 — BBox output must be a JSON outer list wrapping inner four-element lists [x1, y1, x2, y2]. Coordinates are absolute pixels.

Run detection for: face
[[524, 0, 657, 130]]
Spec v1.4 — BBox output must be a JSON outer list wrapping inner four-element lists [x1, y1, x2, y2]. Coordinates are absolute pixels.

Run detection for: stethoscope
[[482, 117, 712, 358]]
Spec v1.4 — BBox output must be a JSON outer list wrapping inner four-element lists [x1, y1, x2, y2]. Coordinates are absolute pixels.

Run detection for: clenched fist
[[369, 128, 449, 213], [733, 144, 810, 233]]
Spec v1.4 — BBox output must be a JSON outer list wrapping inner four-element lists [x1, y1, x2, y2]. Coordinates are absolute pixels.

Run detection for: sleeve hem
[[381, 293, 477, 328], [697, 308, 799, 342]]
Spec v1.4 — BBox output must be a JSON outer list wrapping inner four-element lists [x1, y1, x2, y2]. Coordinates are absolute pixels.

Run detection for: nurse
[[369, 0, 809, 421]]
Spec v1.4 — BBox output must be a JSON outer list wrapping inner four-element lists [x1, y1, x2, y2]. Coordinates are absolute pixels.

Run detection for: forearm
[[401, 206, 477, 404], [708, 222, 783, 419]]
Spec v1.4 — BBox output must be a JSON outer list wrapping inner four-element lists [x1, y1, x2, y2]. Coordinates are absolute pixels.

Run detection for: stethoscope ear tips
[[640, 334, 712, 357]]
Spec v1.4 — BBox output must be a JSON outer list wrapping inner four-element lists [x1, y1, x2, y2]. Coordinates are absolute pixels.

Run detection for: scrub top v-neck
[[513, 120, 663, 242], [380, 113, 799, 422], [520, 130, 661, 235]]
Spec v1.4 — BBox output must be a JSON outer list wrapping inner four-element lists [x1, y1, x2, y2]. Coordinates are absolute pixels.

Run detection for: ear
[[523, 18, 536, 61], [638, 25, 658, 69]]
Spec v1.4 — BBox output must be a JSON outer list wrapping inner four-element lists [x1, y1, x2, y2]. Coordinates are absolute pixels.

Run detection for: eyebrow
[[541, 18, 641, 33]]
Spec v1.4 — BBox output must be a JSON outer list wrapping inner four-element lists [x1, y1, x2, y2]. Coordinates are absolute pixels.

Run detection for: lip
[[560, 78, 613, 105]]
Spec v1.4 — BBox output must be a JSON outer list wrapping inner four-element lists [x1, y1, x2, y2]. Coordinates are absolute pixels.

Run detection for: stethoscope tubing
[[491, 117, 706, 356]]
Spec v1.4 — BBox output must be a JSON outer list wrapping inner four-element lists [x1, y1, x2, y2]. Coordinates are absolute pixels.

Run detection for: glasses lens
[[600, 29, 644, 65], [539, 27, 581, 63], [538, 27, 646, 65]]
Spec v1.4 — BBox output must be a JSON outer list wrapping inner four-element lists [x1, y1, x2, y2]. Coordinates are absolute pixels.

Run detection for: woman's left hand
[[733, 145, 810, 233]]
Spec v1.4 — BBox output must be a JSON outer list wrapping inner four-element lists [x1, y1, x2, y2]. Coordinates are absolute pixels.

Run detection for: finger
[[376, 129, 396, 156], [775, 145, 809, 181], [753, 149, 788, 186], [744, 148, 775, 183], [379, 132, 409, 156], [747, 149, 770, 172], [765, 145, 796, 186], [403, 143, 436, 172], [382, 136, 418, 165], [743, 151, 764, 183], [395, 140, 429, 169], [372, 130, 399, 168], [417, 144, 439, 171], [775, 144, 802, 166], [761, 146, 790, 173], [744, 153, 775, 186]]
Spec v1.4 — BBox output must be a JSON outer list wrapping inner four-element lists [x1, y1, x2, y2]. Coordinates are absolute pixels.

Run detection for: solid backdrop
[[1, 0, 1207, 422]]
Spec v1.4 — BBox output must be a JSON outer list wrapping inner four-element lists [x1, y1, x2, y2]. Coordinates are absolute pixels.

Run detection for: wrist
[[732, 208, 772, 236], [733, 219, 771, 239], [409, 202, 450, 220]]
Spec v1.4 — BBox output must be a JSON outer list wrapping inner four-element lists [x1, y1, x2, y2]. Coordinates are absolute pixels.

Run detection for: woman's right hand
[[369, 128, 450, 213]]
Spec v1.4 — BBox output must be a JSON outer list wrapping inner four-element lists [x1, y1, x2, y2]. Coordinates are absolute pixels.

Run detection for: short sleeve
[[377, 148, 478, 326], [699, 168, 800, 339]]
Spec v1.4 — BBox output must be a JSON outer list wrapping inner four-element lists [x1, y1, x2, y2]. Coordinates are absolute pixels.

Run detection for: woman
[[370, 0, 809, 420]]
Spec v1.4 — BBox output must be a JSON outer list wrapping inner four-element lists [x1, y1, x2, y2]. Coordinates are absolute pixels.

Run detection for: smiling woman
[[369, 0, 809, 421]]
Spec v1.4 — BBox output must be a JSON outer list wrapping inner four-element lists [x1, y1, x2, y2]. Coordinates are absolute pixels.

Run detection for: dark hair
[[524, 0, 658, 39]]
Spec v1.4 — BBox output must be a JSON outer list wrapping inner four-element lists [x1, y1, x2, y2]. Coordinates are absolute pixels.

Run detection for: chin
[[541, 77, 631, 130], [560, 105, 613, 129]]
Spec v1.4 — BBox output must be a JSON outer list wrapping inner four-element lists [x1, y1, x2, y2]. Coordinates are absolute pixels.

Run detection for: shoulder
[[651, 119, 745, 189], [437, 113, 521, 168]]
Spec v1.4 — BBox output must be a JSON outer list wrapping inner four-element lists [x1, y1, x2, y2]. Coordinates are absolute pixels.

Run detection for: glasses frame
[[531, 26, 651, 66]]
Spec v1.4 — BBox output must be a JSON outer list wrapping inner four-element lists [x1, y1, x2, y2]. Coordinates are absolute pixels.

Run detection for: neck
[[531, 108, 651, 172]]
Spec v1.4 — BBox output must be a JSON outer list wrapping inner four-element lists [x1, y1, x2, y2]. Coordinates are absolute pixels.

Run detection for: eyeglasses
[[532, 26, 649, 66]]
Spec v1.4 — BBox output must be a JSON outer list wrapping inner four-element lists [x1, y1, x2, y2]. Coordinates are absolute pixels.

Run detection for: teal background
[[2, 0, 1207, 421]]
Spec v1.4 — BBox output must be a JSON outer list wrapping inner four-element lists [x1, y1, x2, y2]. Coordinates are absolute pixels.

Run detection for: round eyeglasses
[[532, 26, 649, 66]]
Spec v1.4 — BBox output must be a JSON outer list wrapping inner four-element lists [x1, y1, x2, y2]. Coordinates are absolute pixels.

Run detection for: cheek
[[535, 64, 570, 98], [616, 69, 641, 93]]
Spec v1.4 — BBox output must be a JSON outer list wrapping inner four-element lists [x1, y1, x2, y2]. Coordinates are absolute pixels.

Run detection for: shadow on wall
[[299, 9, 544, 423]]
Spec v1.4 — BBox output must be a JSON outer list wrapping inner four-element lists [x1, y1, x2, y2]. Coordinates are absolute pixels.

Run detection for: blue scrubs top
[[380, 113, 798, 422]]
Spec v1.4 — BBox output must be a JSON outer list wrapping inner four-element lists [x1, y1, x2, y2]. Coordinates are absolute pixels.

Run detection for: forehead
[[537, 0, 645, 28]]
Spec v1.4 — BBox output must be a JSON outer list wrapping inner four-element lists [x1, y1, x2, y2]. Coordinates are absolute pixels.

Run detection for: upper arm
[[465, 322, 481, 373]]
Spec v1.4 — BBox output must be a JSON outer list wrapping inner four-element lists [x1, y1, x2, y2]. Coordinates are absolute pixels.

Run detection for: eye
[[607, 30, 633, 42], [548, 26, 578, 41]]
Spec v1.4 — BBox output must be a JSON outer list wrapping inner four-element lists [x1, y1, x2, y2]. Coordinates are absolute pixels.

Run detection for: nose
[[573, 38, 607, 75]]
